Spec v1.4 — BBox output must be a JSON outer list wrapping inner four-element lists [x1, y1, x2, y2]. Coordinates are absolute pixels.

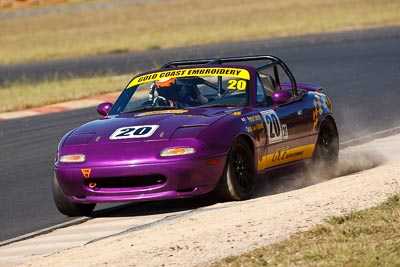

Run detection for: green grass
[[210, 194, 400, 267]]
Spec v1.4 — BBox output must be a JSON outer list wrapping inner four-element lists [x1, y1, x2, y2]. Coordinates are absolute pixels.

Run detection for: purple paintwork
[[54, 62, 335, 211], [297, 83, 323, 92], [281, 82, 323, 92], [97, 102, 113, 116], [272, 90, 292, 104], [55, 107, 240, 203]]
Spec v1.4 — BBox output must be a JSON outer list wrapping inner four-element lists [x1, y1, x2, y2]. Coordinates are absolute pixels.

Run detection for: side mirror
[[272, 90, 292, 107], [97, 102, 113, 116]]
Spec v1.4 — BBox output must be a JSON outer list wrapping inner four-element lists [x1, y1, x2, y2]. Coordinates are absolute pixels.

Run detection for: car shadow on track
[[89, 193, 219, 219]]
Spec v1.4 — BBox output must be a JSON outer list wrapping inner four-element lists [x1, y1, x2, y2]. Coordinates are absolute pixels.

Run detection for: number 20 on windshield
[[227, 80, 246, 90]]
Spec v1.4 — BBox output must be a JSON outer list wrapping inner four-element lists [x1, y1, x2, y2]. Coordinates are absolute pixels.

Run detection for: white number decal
[[260, 110, 283, 144], [109, 125, 159, 140]]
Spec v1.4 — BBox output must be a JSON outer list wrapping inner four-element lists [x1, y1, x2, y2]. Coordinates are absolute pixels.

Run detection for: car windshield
[[111, 67, 250, 114]]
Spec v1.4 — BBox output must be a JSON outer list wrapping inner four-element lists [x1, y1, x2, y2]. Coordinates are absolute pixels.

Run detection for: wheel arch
[[235, 133, 255, 155], [233, 133, 258, 170], [312, 114, 340, 163], [214, 133, 257, 201], [319, 114, 339, 139]]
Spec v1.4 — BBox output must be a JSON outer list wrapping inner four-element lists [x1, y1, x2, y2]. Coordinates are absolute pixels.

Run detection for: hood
[[63, 107, 242, 147]]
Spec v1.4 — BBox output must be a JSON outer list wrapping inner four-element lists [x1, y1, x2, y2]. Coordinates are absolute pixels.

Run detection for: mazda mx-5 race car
[[53, 55, 339, 216]]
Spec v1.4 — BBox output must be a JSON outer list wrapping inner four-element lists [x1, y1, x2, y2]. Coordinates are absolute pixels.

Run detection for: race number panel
[[110, 125, 159, 140], [260, 110, 283, 144]]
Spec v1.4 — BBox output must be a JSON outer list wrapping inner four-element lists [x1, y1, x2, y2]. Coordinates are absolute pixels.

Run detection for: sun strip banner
[[127, 67, 250, 88]]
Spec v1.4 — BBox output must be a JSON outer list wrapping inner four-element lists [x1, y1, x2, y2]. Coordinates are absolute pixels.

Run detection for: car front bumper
[[55, 155, 226, 204]]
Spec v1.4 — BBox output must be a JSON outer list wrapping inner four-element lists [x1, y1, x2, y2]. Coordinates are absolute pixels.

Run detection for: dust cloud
[[255, 146, 387, 198]]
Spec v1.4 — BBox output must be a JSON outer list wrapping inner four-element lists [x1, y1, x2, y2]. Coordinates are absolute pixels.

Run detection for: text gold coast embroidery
[[128, 67, 250, 88]]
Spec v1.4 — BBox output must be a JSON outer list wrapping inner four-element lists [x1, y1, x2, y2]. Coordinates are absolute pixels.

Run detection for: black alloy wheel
[[216, 138, 255, 201], [314, 120, 339, 164]]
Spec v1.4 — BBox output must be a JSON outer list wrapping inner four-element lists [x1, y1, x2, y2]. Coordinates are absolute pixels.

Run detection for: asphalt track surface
[[0, 27, 399, 242]]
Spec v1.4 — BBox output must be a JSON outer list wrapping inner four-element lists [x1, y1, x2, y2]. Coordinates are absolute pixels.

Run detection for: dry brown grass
[[0, 0, 399, 113], [0, 0, 82, 10], [0, 74, 130, 112], [211, 195, 400, 267], [0, 0, 399, 64]]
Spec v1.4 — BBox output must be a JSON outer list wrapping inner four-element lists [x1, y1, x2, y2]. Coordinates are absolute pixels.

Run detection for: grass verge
[[0, 0, 399, 65], [210, 194, 400, 266]]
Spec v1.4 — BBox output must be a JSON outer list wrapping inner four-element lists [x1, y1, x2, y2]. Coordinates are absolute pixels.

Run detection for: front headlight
[[59, 154, 86, 163], [160, 147, 196, 157]]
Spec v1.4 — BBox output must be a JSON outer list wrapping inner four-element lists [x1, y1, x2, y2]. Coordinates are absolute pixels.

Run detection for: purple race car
[[53, 55, 339, 216]]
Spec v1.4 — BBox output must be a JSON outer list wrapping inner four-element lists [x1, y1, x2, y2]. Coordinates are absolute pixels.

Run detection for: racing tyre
[[52, 175, 96, 217], [216, 138, 255, 201], [313, 119, 339, 164]]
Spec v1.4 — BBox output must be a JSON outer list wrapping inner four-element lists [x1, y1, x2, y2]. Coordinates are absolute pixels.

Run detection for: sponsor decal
[[257, 144, 315, 171], [246, 122, 264, 133], [242, 114, 262, 124], [81, 168, 91, 179], [246, 115, 262, 123], [282, 124, 289, 140], [127, 67, 250, 88], [272, 146, 303, 163], [110, 125, 159, 140]]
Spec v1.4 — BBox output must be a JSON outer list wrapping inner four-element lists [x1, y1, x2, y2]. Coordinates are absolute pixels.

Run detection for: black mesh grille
[[85, 175, 166, 188]]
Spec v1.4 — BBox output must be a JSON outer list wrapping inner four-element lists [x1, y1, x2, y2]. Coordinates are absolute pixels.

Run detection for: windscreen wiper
[[120, 106, 176, 114]]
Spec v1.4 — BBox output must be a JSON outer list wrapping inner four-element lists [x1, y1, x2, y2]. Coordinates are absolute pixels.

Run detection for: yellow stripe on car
[[257, 144, 315, 171], [127, 67, 250, 88]]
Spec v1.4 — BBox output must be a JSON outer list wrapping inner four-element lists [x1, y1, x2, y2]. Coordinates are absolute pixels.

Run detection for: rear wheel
[[216, 138, 255, 201], [52, 175, 96, 217], [313, 119, 339, 164]]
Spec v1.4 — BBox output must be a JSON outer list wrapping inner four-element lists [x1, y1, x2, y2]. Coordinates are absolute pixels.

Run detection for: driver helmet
[[155, 78, 175, 88], [149, 78, 178, 107]]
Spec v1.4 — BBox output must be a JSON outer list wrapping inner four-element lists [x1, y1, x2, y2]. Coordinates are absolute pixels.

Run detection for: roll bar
[[161, 55, 298, 96]]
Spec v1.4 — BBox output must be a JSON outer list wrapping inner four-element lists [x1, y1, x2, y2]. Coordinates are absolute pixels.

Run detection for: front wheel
[[52, 175, 96, 217], [215, 138, 255, 201]]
